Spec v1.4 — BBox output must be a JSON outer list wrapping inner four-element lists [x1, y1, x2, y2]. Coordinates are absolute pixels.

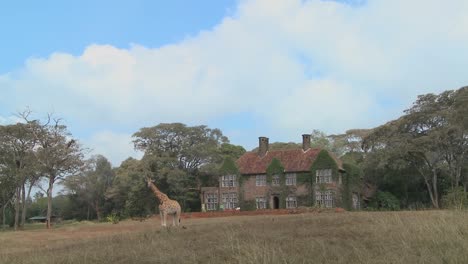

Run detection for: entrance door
[[273, 196, 280, 209]]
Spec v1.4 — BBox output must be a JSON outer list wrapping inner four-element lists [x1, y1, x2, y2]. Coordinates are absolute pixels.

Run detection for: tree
[[133, 123, 230, 211], [0, 122, 39, 230], [23, 115, 84, 228], [133, 123, 228, 170], [63, 155, 114, 221], [0, 166, 16, 229], [105, 158, 153, 218], [363, 87, 468, 208]]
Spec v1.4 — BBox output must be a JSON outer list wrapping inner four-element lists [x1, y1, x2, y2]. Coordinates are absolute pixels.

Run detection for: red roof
[[236, 148, 343, 175]]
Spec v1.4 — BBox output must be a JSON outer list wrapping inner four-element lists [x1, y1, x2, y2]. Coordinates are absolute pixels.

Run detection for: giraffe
[[146, 177, 181, 227]]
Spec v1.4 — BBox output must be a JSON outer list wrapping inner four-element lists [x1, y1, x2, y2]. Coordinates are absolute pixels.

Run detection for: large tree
[[23, 115, 84, 228], [363, 87, 468, 208], [132, 123, 231, 211], [0, 123, 39, 230], [63, 155, 114, 221]]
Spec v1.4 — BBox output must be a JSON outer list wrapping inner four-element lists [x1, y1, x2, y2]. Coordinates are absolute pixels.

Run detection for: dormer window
[[316, 169, 332, 183], [221, 175, 237, 187]]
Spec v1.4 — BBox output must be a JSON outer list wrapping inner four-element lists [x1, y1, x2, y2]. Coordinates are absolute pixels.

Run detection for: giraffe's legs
[[172, 214, 176, 226], [175, 211, 181, 226], [161, 211, 168, 227]]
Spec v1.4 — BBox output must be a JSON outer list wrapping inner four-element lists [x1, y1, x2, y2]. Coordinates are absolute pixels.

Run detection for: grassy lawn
[[0, 210, 467, 264]]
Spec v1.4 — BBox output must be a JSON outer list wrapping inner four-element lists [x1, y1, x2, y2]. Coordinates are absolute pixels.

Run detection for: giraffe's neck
[[148, 181, 170, 203]]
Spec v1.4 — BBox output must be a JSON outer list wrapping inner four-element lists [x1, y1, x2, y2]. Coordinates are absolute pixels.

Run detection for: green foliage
[[342, 163, 363, 210], [296, 172, 311, 186], [106, 212, 120, 224], [368, 191, 400, 211], [266, 158, 284, 184], [362, 87, 468, 208], [441, 187, 468, 210], [219, 157, 239, 176], [251, 142, 301, 152], [306, 150, 340, 206], [124, 178, 157, 218], [219, 143, 246, 161], [310, 150, 339, 181], [62, 155, 115, 221]]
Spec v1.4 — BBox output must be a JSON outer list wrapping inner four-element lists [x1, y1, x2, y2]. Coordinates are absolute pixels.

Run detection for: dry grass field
[[0, 210, 467, 264]]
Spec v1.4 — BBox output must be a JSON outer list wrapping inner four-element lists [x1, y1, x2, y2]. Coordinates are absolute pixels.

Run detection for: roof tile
[[236, 148, 343, 175]]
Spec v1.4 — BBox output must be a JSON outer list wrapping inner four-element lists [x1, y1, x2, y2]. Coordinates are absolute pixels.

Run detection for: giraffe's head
[[145, 176, 152, 187]]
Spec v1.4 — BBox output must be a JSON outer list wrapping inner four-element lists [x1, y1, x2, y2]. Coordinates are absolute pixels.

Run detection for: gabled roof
[[236, 148, 343, 175]]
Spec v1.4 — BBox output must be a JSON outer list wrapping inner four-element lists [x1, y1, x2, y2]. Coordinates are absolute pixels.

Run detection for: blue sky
[[1, 0, 467, 166], [0, 0, 237, 72]]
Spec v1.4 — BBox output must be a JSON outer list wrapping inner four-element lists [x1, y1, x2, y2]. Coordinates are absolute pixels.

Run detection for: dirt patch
[[181, 208, 342, 219], [182, 209, 296, 219]]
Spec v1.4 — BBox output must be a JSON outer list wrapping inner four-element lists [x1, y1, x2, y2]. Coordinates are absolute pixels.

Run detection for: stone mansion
[[201, 134, 356, 211]]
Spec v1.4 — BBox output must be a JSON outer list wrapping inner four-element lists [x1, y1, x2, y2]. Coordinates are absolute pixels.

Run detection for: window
[[272, 175, 280, 186], [315, 190, 334, 208], [221, 192, 238, 209], [286, 196, 297, 208], [285, 173, 296, 186], [256, 175, 266, 186], [206, 193, 218, 211], [352, 193, 360, 210], [221, 175, 237, 187], [256, 197, 267, 209], [316, 169, 332, 183]]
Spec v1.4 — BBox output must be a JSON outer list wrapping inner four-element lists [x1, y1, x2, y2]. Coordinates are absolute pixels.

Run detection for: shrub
[[106, 213, 120, 224], [368, 191, 400, 211], [441, 187, 468, 210]]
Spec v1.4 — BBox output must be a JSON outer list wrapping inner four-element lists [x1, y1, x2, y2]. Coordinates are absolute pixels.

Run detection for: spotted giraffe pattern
[[146, 177, 181, 227]]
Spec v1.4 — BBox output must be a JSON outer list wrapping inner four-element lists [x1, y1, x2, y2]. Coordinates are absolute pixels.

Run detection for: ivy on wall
[[266, 158, 285, 184], [342, 163, 363, 210], [265, 158, 293, 209], [218, 157, 241, 210], [307, 150, 340, 207], [310, 150, 340, 181], [219, 157, 239, 176]]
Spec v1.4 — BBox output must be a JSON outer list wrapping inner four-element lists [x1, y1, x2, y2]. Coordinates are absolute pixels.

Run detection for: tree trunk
[[95, 200, 101, 222], [21, 182, 34, 228], [419, 167, 438, 209], [423, 178, 437, 208], [46, 177, 54, 229], [14, 187, 20, 231], [20, 183, 26, 228], [432, 169, 439, 208], [2, 202, 7, 230]]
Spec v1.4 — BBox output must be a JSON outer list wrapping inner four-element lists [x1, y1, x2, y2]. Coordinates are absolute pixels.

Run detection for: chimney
[[302, 134, 311, 151], [258, 137, 269, 157]]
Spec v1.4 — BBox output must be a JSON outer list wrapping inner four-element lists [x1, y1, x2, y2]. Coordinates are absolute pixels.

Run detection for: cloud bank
[[1, 0, 467, 164]]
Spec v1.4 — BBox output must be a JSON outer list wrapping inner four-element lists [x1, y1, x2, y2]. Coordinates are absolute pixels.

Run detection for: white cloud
[[1, 0, 468, 161], [83, 131, 142, 167], [0, 115, 23, 125]]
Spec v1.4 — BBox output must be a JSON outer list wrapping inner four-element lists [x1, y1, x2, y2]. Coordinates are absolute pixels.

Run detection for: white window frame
[[272, 175, 280, 186], [352, 193, 360, 210], [286, 196, 297, 208], [222, 192, 238, 209], [206, 193, 218, 211], [255, 197, 267, 209], [315, 190, 334, 208], [256, 175, 266, 186], [221, 175, 237, 187], [316, 169, 332, 184], [285, 173, 296, 186]]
